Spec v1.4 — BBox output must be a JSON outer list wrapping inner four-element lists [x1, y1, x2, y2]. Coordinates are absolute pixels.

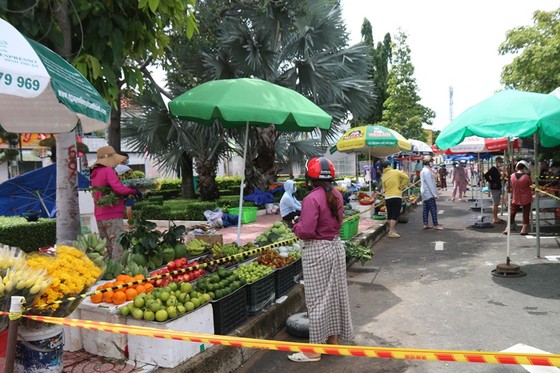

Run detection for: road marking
[[544, 256, 560, 262], [432, 241, 445, 251], [438, 209, 444, 214], [501, 343, 560, 372]]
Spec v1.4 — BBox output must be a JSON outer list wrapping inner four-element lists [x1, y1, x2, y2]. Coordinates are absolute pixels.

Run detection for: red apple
[[167, 261, 176, 271]]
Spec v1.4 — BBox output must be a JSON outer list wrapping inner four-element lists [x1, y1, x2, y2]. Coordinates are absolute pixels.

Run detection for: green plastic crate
[[229, 206, 258, 224], [340, 216, 359, 240]]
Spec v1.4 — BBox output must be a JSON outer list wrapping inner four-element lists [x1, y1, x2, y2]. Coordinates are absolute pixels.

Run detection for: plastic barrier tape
[[531, 186, 560, 202], [3, 312, 560, 367]]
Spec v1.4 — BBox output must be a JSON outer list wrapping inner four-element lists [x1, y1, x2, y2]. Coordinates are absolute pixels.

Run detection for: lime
[[132, 309, 144, 320], [143, 310, 155, 321], [158, 291, 170, 302], [191, 298, 200, 308], [168, 282, 178, 292], [155, 309, 168, 322], [149, 302, 162, 313], [167, 306, 178, 319], [119, 306, 130, 317], [180, 282, 193, 293], [177, 305, 186, 314], [202, 293, 211, 302], [133, 297, 145, 308], [185, 302, 195, 312]]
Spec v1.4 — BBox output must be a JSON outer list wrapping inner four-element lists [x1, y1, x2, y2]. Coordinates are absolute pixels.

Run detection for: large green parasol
[[168, 77, 332, 242], [0, 18, 110, 134]]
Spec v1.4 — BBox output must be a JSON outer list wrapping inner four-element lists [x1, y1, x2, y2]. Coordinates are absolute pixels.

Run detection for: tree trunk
[[53, 0, 80, 244], [180, 155, 196, 198], [196, 158, 219, 201], [108, 104, 121, 153], [55, 133, 80, 244], [252, 126, 279, 191]]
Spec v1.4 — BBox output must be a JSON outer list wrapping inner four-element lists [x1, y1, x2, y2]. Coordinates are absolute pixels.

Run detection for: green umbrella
[[0, 18, 110, 133], [435, 89, 560, 267], [436, 89, 560, 150], [168, 78, 332, 242]]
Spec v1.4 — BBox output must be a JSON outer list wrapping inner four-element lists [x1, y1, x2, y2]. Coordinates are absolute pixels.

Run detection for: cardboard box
[[193, 234, 223, 246]]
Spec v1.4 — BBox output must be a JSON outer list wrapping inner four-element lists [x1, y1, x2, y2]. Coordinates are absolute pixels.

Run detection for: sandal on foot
[[493, 219, 506, 224], [423, 225, 432, 229], [288, 352, 321, 362], [433, 225, 444, 230]]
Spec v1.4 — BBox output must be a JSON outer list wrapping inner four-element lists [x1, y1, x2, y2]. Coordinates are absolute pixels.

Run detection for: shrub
[[0, 217, 56, 253]]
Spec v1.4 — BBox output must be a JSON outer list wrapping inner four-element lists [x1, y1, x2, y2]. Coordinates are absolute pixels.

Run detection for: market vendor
[[280, 179, 301, 227], [90, 146, 140, 261]]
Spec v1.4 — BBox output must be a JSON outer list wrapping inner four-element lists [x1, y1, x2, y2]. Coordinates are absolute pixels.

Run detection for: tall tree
[[174, 0, 373, 192], [0, 1, 197, 243], [359, 18, 391, 125], [499, 8, 560, 94], [381, 31, 434, 141]]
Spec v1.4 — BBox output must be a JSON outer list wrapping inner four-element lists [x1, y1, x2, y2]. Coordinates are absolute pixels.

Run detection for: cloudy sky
[[341, 0, 558, 130]]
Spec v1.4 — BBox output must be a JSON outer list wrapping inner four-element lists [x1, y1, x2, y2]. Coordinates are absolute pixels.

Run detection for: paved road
[[235, 190, 560, 373]]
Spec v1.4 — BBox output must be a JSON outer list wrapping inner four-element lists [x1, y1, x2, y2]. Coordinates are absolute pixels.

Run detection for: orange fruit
[[125, 288, 138, 301], [103, 289, 114, 303], [143, 283, 154, 293], [90, 293, 103, 304], [135, 285, 146, 294], [116, 274, 129, 283], [133, 274, 144, 281], [112, 291, 127, 305]]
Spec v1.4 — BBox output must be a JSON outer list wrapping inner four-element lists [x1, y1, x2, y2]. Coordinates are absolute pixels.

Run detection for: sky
[[340, 0, 559, 131]]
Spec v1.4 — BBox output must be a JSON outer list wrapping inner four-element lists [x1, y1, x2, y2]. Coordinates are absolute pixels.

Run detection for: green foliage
[[0, 217, 56, 253], [499, 8, 560, 93], [159, 179, 183, 191], [344, 241, 374, 265], [382, 31, 435, 140]]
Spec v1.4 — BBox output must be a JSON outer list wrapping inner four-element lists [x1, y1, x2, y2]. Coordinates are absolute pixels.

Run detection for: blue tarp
[[243, 188, 274, 206], [0, 163, 90, 218]]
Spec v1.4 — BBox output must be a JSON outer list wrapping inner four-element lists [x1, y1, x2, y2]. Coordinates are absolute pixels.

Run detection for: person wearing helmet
[[289, 157, 353, 362], [380, 159, 409, 238], [503, 161, 533, 235], [420, 157, 443, 230]]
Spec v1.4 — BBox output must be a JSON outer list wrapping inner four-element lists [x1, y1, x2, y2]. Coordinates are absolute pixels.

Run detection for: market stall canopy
[[334, 125, 412, 157], [436, 90, 560, 149], [407, 139, 433, 154], [0, 18, 110, 134], [444, 136, 519, 154], [0, 164, 90, 218]]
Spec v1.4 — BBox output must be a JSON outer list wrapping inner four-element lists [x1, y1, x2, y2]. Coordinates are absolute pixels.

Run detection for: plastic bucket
[[15, 325, 64, 373]]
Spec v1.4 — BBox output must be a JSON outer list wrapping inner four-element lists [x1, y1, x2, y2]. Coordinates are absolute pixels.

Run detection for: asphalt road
[[235, 189, 560, 373]]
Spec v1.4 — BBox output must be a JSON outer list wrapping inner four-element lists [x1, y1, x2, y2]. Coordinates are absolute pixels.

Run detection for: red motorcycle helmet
[[306, 157, 336, 180]]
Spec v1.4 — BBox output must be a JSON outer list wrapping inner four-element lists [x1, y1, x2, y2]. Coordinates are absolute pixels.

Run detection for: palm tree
[[177, 0, 374, 192]]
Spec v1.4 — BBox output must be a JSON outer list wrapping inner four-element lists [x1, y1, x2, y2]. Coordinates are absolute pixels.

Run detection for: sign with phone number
[[0, 71, 41, 91]]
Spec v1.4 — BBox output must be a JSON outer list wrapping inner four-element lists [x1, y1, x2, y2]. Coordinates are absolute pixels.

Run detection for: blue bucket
[[15, 325, 64, 373]]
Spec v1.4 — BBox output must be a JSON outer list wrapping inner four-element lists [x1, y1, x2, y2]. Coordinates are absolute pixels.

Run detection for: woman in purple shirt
[[288, 157, 354, 363]]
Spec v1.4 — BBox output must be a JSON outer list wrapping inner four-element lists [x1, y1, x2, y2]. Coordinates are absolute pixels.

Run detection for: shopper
[[290, 157, 353, 363], [484, 156, 505, 224], [438, 164, 448, 190], [90, 146, 139, 260], [381, 160, 409, 238], [279, 179, 301, 227], [503, 161, 533, 235], [420, 157, 443, 230], [451, 161, 469, 201]]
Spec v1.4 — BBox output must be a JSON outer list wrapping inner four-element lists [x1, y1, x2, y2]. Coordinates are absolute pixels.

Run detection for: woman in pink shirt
[[503, 161, 533, 235], [90, 146, 138, 260], [288, 157, 354, 363]]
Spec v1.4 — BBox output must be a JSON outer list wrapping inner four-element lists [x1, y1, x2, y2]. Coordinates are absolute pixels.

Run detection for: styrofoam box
[[127, 302, 214, 368], [63, 309, 83, 351], [78, 295, 129, 359]]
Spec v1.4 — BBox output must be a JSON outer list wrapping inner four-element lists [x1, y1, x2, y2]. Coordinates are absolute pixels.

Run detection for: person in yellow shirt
[[381, 160, 409, 238]]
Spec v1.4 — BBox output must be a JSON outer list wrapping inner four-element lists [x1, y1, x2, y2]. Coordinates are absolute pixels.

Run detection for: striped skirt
[[301, 238, 354, 344]]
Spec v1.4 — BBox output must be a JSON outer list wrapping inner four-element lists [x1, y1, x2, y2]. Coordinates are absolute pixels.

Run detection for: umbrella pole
[[492, 138, 526, 277], [369, 149, 372, 196], [533, 133, 541, 257], [236, 122, 250, 244], [473, 153, 493, 228]]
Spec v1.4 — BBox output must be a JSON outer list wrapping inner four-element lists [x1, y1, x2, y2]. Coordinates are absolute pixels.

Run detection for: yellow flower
[[26, 246, 102, 312]]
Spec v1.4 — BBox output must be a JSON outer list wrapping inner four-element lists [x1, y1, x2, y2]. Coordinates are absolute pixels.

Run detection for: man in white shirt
[[420, 157, 443, 230]]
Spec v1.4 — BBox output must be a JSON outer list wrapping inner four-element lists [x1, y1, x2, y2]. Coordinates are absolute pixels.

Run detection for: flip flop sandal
[[288, 352, 321, 362], [423, 226, 432, 229], [493, 219, 506, 224]]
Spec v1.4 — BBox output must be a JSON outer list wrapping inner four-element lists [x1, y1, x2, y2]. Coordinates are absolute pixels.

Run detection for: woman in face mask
[[279, 179, 301, 227]]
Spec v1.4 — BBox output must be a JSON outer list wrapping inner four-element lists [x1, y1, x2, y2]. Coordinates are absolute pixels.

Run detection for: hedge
[[0, 217, 56, 253]]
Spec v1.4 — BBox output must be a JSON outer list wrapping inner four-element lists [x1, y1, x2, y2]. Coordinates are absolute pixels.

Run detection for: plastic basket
[[228, 206, 258, 224], [246, 271, 275, 315], [292, 258, 302, 278], [211, 286, 248, 335], [340, 216, 359, 240], [274, 261, 297, 298]]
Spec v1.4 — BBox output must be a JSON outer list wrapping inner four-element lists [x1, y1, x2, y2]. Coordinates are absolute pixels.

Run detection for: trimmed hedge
[[0, 217, 56, 253]]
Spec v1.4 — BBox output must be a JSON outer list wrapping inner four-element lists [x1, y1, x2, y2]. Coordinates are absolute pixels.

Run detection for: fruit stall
[[0, 208, 372, 370]]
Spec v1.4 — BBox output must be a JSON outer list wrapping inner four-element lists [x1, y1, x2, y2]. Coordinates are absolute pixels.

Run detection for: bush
[[158, 179, 182, 191], [0, 217, 56, 252], [138, 205, 171, 220], [144, 189, 181, 199]]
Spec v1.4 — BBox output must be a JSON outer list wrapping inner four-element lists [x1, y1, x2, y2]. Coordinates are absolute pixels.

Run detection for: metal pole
[[236, 122, 250, 244], [4, 296, 25, 373], [534, 133, 541, 257]]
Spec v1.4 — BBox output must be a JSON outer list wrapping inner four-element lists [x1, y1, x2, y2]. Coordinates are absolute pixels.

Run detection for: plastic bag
[[204, 209, 224, 228]]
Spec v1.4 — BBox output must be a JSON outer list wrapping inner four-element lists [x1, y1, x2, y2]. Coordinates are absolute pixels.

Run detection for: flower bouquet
[[0, 246, 51, 332], [22, 245, 103, 328]]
